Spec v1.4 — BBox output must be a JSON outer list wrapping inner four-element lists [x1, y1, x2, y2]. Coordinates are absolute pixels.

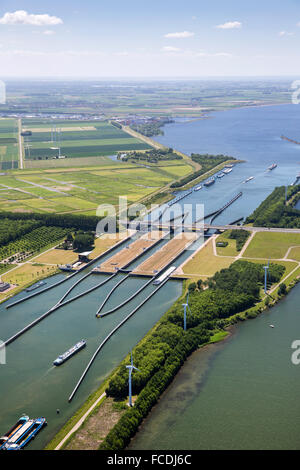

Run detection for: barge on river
[[53, 340, 86, 366], [0, 416, 46, 450]]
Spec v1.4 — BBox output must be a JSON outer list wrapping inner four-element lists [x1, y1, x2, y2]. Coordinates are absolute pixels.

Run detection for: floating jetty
[[69, 275, 172, 402], [168, 189, 193, 207], [210, 192, 243, 224], [6, 232, 133, 310]]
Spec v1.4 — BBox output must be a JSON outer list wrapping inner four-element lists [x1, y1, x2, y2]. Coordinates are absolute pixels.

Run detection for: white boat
[[269, 325, 275, 328], [223, 168, 233, 174], [243, 176, 254, 183], [194, 185, 202, 191]]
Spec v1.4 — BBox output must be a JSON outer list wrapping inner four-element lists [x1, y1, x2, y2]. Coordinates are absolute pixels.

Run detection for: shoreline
[[47, 262, 299, 451]]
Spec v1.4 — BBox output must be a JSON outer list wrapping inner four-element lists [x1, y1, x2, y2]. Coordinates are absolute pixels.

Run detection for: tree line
[[100, 259, 285, 450]]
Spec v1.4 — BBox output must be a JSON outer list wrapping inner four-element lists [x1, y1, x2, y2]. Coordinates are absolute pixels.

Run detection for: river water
[[129, 104, 300, 450], [130, 283, 300, 450], [0, 104, 299, 450]]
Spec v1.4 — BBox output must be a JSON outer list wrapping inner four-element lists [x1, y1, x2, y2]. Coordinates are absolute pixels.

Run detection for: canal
[[129, 282, 300, 450], [0, 103, 299, 449]]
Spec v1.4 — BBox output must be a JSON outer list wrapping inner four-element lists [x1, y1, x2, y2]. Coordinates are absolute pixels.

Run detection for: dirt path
[[18, 119, 24, 169], [55, 392, 106, 450], [58, 396, 127, 451]]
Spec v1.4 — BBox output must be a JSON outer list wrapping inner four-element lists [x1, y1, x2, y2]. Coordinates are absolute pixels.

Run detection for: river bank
[[129, 280, 300, 450]]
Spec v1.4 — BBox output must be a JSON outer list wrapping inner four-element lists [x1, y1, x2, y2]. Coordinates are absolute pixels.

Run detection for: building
[[78, 252, 92, 263], [0, 282, 10, 292]]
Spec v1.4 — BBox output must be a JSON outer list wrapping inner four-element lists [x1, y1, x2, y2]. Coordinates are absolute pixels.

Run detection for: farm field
[[0, 160, 192, 214], [182, 238, 235, 278], [0, 118, 19, 170], [243, 232, 300, 259], [22, 119, 152, 162], [179, 233, 300, 280]]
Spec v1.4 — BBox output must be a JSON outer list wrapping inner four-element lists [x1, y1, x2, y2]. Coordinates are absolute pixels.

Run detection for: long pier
[[95, 273, 131, 317], [5, 233, 132, 310], [210, 192, 243, 224], [3, 272, 118, 347], [68, 275, 171, 402]]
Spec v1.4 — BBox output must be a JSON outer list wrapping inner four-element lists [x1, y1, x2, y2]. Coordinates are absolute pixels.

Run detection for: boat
[[243, 176, 254, 183], [26, 280, 46, 292], [268, 163, 277, 171], [217, 173, 225, 178], [0, 416, 46, 450], [269, 325, 275, 328], [194, 185, 202, 191], [53, 340, 86, 366], [204, 178, 215, 187], [223, 168, 233, 174]]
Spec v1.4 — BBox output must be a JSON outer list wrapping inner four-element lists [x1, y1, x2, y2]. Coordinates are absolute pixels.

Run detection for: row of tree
[[245, 185, 300, 227], [170, 153, 234, 188], [101, 259, 285, 450]]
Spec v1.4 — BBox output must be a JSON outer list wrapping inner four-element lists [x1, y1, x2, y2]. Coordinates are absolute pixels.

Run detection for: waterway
[[128, 103, 300, 450], [0, 104, 299, 449], [130, 283, 300, 450]]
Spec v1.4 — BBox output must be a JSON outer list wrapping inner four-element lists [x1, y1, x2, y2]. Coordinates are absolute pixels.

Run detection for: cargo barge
[[204, 178, 215, 187], [53, 340, 86, 366], [26, 280, 46, 292], [0, 416, 46, 450]]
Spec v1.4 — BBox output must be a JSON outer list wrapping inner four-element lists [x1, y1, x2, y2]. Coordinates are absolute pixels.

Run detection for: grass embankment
[[243, 232, 300, 259], [47, 246, 298, 451], [181, 230, 300, 281]]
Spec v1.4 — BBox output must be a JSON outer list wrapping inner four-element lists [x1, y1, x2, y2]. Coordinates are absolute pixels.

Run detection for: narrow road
[[18, 118, 24, 169], [54, 392, 106, 450]]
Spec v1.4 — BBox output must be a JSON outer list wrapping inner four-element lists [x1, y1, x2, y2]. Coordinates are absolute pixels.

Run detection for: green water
[[0, 234, 189, 450], [130, 284, 300, 450]]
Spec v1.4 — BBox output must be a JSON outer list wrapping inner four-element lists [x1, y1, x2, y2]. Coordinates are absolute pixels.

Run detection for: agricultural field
[[0, 118, 19, 170], [179, 232, 300, 280], [243, 232, 300, 259], [1, 79, 291, 117], [21, 119, 152, 162], [182, 238, 234, 278], [0, 160, 192, 214]]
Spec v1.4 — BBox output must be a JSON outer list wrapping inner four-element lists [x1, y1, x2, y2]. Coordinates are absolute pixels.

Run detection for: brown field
[[33, 248, 78, 265], [95, 231, 162, 273], [134, 232, 197, 275], [90, 231, 131, 259]]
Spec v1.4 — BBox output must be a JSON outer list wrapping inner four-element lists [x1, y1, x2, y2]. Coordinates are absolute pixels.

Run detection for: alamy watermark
[[0, 80, 6, 104], [95, 196, 205, 249], [0, 340, 6, 365], [291, 340, 300, 365]]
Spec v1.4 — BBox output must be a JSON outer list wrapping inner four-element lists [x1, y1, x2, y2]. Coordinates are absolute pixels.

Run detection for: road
[[18, 119, 24, 169], [121, 220, 300, 234]]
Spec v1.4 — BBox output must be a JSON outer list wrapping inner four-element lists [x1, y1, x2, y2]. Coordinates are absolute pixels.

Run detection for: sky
[[0, 0, 299, 78]]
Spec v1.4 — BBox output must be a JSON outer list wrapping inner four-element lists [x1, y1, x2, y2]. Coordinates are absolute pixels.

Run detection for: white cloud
[[114, 51, 129, 56], [216, 21, 242, 30], [279, 31, 294, 37], [164, 31, 195, 38], [162, 46, 181, 52], [0, 10, 63, 26], [195, 51, 233, 58]]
